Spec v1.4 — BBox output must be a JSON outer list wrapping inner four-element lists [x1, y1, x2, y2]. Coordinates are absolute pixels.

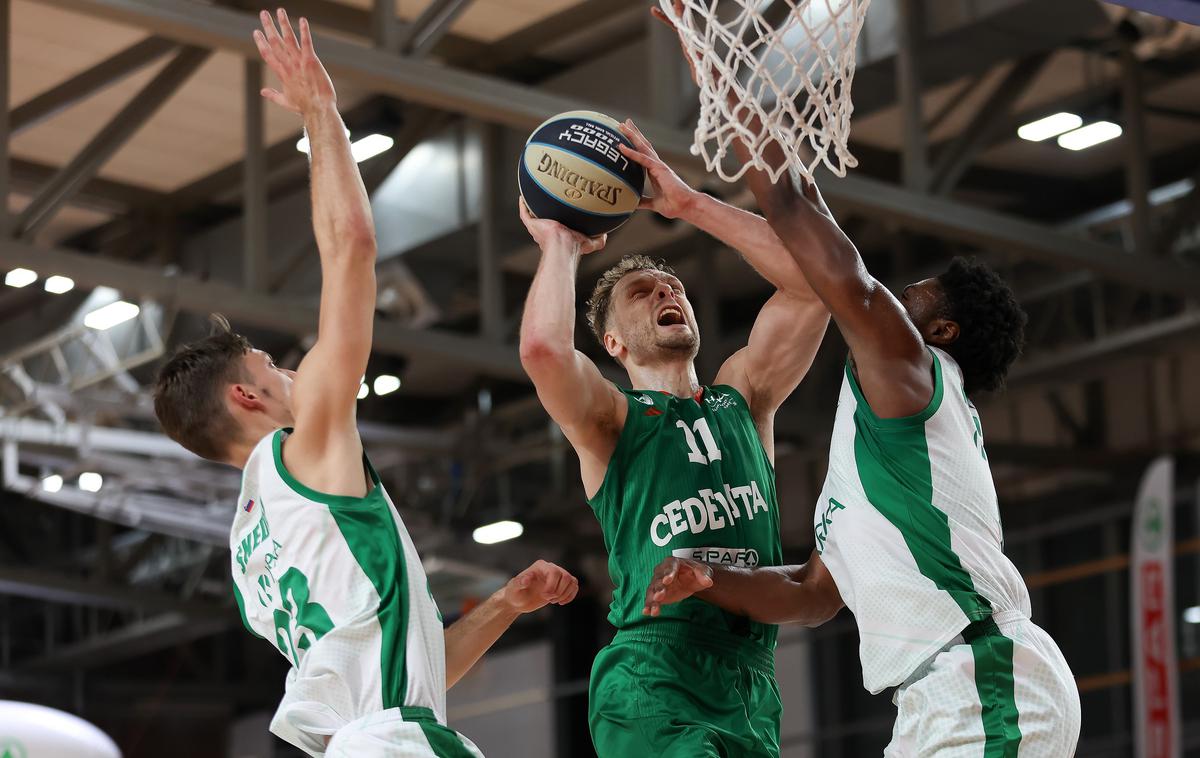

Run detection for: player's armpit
[[716, 289, 829, 428]]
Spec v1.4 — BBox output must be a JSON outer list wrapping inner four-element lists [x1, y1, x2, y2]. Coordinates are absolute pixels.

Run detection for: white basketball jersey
[[815, 348, 1031, 694], [230, 430, 446, 756]]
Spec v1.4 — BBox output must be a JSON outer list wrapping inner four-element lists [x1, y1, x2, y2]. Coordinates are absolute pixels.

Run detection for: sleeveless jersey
[[815, 347, 1032, 693], [589, 385, 781, 649], [229, 429, 446, 756]]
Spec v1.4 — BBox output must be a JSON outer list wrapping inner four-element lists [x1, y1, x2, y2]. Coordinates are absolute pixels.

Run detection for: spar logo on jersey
[[674, 546, 760, 567], [704, 392, 734, 412]]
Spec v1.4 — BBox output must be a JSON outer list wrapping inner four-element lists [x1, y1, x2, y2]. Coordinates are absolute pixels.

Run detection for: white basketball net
[[662, 0, 871, 183]]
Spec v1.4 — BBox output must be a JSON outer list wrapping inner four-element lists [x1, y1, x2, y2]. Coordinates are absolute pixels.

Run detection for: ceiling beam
[[0, 238, 528, 380], [18, 612, 231, 670], [0, 565, 225, 618], [823, 172, 1200, 295], [13, 46, 211, 239], [38, 0, 622, 135], [9, 36, 177, 135], [400, 0, 477, 58], [10, 157, 162, 212], [929, 52, 1052, 196], [1008, 309, 1200, 386]]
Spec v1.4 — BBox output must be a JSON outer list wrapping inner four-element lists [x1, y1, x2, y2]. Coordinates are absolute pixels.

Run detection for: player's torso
[[590, 385, 781, 644], [230, 430, 447, 723], [816, 348, 1031, 692]]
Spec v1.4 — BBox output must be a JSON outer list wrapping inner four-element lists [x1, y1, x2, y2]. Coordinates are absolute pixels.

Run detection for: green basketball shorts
[[588, 620, 781, 758]]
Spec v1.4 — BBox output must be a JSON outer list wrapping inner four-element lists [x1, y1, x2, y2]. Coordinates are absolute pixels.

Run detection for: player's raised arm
[[445, 560, 578, 688], [743, 164, 933, 420], [643, 554, 843, 627], [653, 2, 929, 420], [253, 11, 377, 457], [518, 201, 626, 493], [617, 119, 829, 438]]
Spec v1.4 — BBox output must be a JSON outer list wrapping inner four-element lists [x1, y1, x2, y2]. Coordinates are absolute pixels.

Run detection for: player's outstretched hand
[[502, 559, 580, 614], [618, 119, 698, 220], [518, 197, 607, 256], [252, 8, 336, 117], [643, 556, 714, 617]]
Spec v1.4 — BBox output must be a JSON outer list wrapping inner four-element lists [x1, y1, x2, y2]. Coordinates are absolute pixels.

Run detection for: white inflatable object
[[0, 701, 121, 758]]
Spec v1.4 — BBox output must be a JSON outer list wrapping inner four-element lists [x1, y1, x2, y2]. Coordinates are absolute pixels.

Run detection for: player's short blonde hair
[[585, 254, 676, 346]]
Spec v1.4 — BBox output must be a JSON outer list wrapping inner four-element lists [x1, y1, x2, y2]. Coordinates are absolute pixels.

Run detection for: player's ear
[[228, 382, 265, 412], [603, 330, 624, 360], [927, 318, 960, 346]]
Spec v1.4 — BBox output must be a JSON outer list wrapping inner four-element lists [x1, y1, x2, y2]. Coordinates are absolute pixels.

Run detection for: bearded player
[[643, 9, 1080, 753], [518, 106, 829, 754], [154, 11, 577, 756]]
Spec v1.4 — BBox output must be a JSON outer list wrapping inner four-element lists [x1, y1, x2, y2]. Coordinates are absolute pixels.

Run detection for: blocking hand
[[618, 119, 697, 220], [253, 8, 336, 117], [643, 556, 713, 617]]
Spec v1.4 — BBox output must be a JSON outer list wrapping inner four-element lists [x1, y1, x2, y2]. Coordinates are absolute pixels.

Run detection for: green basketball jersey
[[588, 385, 781, 648]]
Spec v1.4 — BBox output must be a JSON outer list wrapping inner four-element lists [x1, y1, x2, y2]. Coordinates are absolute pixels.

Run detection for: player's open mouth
[[657, 306, 685, 327]]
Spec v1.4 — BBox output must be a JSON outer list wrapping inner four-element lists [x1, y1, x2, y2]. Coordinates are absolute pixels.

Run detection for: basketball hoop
[[662, 0, 872, 184]]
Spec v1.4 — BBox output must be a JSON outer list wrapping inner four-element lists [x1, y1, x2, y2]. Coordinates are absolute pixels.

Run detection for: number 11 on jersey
[[677, 418, 723, 465]]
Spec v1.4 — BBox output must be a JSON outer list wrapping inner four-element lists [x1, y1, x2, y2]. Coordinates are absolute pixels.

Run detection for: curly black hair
[[936, 257, 1027, 396]]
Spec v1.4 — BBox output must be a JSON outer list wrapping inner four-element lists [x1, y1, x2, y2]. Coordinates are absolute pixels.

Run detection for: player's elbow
[[343, 230, 378, 263], [329, 218, 378, 264], [519, 330, 572, 371]]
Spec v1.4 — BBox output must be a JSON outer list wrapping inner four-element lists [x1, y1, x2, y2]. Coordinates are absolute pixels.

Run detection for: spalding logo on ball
[[519, 110, 645, 237]]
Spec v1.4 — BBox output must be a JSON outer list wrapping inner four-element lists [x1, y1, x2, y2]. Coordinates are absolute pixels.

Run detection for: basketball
[[518, 110, 645, 237]]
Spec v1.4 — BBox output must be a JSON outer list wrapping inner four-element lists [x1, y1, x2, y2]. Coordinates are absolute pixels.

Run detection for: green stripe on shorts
[[417, 720, 477, 758], [970, 631, 1022, 757]]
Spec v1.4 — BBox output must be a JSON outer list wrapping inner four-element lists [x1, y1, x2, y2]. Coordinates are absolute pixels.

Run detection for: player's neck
[[626, 359, 700, 398], [226, 417, 283, 470]]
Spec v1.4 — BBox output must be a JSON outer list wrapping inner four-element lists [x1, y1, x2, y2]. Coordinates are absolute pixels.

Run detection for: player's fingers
[[549, 570, 570, 599], [561, 580, 579, 604], [581, 234, 606, 254], [617, 143, 655, 170], [299, 16, 315, 56], [276, 8, 299, 49], [552, 577, 578, 604], [619, 120, 654, 157], [622, 119, 656, 155], [253, 30, 282, 70], [518, 198, 537, 227], [260, 10, 287, 55]]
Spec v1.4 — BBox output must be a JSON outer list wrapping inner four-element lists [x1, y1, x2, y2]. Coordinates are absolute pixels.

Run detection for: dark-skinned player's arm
[[643, 555, 843, 627], [517, 200, 627, 494], [253, 10, 376, 486], [616, 121, 828, 446], [652, 1, 929, 419], [446, 560, 578, 687]]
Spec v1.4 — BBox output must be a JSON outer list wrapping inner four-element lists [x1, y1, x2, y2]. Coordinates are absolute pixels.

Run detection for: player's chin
[[655, 328, 698, 352]]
